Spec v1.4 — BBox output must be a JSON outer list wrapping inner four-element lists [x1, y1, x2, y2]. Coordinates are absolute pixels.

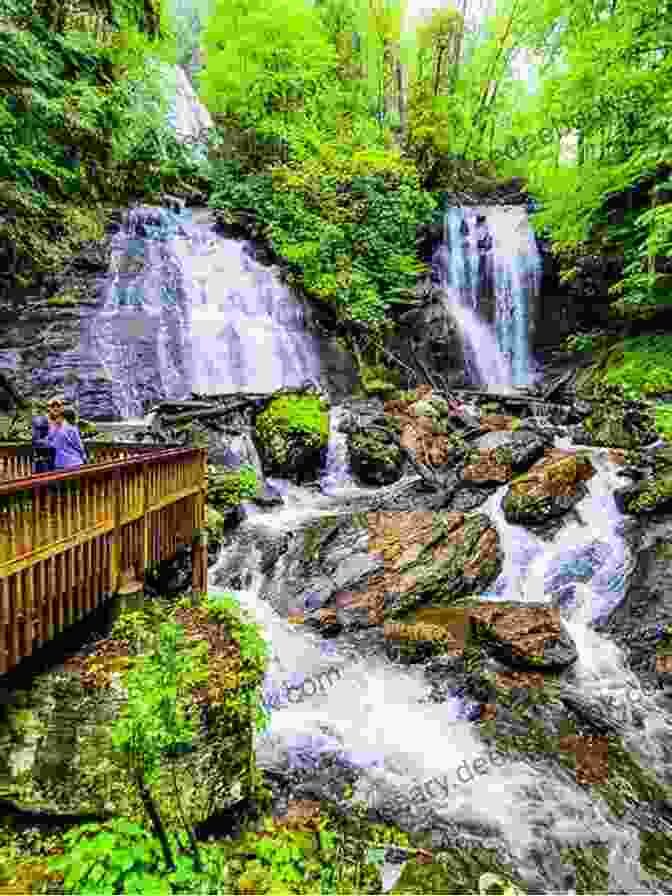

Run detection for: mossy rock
[[349, 429, 404, 485], [254, 393, 329, 483]]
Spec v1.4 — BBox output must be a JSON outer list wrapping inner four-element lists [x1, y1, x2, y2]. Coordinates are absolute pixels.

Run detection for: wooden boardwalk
[[0, 446, 208, 676]]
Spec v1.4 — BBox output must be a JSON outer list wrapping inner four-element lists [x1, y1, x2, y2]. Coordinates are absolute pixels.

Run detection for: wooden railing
[[0, 447, 208, 676], [0, 441, 182, 482]]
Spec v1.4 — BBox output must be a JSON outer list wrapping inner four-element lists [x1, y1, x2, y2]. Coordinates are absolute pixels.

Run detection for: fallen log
[[159, 401, 258, 426], [445, 388, 571, 414], [154, 400, 222, 413]]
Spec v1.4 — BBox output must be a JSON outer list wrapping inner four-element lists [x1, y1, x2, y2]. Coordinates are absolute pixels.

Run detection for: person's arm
[[69, 425, 88, 463]]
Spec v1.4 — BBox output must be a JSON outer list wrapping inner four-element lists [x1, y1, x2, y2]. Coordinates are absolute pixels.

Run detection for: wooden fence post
[[191, 449, 208, 597], [140, 460, 150, 582], [110, 466, 121, 595]]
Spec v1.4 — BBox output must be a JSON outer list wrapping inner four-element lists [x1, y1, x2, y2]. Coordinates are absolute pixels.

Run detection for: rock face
[[0, 603, 262, 823], [502, 449, 595, 527], [598, 511, 672, 689], [470, 602, 578, 671], [254, 393, 330, 484], [614, 443, 672, 514]]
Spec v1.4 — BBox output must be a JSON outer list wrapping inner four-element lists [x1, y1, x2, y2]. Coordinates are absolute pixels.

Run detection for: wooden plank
[[0, 519, 114, 579]]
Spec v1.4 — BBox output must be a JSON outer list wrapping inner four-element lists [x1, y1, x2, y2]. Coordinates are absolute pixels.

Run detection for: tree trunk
[[134, 767, 175, 871]]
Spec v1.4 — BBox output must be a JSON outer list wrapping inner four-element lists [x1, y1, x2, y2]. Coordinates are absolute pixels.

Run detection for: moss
[[560, 845, 609, 895], [639, 832, 672, 883], [301, 515, 341, 563], [255, 394, 329, 466], [628, 474, 672, 512], [390, 847, 523, 895], [46, 287, 83, 307]]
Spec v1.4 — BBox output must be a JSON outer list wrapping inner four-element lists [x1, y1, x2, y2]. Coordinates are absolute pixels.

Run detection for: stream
[[210, 436, 672, 894]]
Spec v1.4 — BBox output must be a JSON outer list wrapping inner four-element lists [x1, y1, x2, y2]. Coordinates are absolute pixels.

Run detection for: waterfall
[[82, 206, 323, 418], [435, 206, 541, 391]]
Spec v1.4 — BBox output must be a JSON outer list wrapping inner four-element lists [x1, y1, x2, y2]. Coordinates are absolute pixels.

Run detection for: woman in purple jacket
[[46, 395, 88, 469]]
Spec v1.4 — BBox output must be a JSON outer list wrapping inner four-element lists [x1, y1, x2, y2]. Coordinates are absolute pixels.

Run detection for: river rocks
[[502, 449, 595, 527], [383, 622, 461, 664], [469, 602, 578, 671], [462, 424, 553, 486], [254, 393, 330, 484], [480, 415, 520, 431], [0, 601, 261, 824], [382, 388, 465, 468]]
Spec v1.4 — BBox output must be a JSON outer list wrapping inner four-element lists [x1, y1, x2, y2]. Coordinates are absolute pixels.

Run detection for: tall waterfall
[[434, 206, 541, 391], [82, 206, 323, 418]]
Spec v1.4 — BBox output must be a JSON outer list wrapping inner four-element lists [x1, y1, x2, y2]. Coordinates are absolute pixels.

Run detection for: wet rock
[[502, 449, 595, 527], [465, 429, 551, 487], [480, 414, 520, 431], [470, 602, 578, 671], [579, 397, 658, 449], [614, 443, 672, 514], [461, 449, 511, 485], [383, 389, 463, 469], [254, 392, 330, 484], [383, 622, 461, 665], [0, 607, 259, 823], [597, 511, 672, 690], [369, 510, 503, 618], [348, 427, 405, 486]]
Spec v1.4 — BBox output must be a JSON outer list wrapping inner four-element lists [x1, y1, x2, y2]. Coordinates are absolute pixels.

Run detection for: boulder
[[0, 601, 262, 824], [369, 509, 503, 618], [462, 428, 551, 488], [254, 393, 330, 484], [348, 428, 405, 486], [502, 449, 595, 527], [469, 602, 578, 671]]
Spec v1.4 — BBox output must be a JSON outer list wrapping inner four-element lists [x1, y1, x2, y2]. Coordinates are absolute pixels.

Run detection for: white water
[[211, 442, 672, 892], [437, 206, 541, 392], [87, 207, 323, 417]]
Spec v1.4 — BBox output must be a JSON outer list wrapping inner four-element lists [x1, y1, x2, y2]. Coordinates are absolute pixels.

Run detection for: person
[[32, 415, 54, 473], [46, 395, 88, 469]]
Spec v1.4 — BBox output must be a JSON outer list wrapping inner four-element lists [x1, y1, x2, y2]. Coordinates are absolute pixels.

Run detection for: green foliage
[[202, 591, 271, 732], [563, 329, 611, 354], [209, 148, 435, 327], [655, 406, 672, 441], [601, 334, 672, 399], [201, 0, 336, 139], [111, 622, 200, 776], [46, 818, 231, 895], [207, 463, 259, 506], [0, 0, 211, 290]]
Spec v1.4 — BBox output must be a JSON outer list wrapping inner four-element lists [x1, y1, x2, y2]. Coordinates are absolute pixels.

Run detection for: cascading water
[[435, 206, 541, 391], [210, 433, 672, 892], [83, 206, 323, 417]]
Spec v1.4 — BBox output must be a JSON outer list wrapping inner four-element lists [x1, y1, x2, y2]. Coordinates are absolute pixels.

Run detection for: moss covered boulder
[[0, 596, 266, 826], [470, 602, 578, 671], [502, 449, 595, 528], [368, 509, 503, 618], [254, 393, 329, 483], [349, 426, 405, 485]]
